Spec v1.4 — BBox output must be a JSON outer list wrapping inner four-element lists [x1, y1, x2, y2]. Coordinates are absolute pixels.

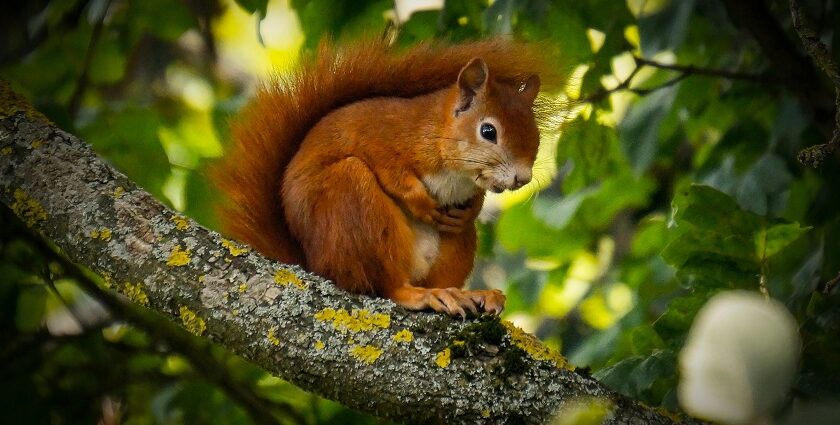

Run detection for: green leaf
[[790, 244, 824, 301], [669, 184, 759, 236], [292, 0, 390, 50], [593, 349, 675, 403], [439, 0, 485, 39], [592, 355, 643, 395], [577, 174, 655, 228], [631, 215, 668, 258], [607, 326, 666, 366], [497, 200, 591, 261], [734, 154, 792, 216], [756, 222, 810, 259], [675, 254, 759, 290], [661, 230, 757, 269], [532, 188, 593, 229], [637, 0, 695, 56], [653, 295, 706, 338], [556, 116, 629, 192], [618, 85, 678, 174], [517, 0, 590, 63], [395, 10, 439, 45]]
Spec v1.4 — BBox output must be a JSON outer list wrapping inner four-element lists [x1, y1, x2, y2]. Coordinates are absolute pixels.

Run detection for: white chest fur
[[409, 221, 439, 282], [423, 169, 478, 206], [408, 170, 478, 283]]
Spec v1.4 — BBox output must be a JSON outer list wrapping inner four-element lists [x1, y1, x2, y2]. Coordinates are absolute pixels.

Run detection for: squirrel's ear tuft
[[455, 57, 488, 115], [519, 74, 540, 104]]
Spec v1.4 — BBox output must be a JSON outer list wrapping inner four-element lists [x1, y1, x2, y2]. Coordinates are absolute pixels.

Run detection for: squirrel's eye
[[480, 123, 497, 143]]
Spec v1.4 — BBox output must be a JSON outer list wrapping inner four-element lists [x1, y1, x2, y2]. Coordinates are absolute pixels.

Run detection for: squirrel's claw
[[466, 289, 506, 315], [426, 288, 479, 318]]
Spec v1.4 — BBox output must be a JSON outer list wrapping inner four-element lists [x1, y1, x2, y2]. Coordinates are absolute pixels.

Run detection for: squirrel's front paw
[[434, 206, 472, 233]]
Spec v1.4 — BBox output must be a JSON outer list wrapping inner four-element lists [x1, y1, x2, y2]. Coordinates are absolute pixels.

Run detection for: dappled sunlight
[[213, 0, 304, 79]]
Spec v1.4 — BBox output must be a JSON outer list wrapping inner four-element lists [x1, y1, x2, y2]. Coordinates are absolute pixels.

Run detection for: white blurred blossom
[[679, 291, 800, 425]]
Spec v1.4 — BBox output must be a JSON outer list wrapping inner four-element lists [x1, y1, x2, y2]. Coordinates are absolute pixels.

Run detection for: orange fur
[[213, 38, 561, 316]]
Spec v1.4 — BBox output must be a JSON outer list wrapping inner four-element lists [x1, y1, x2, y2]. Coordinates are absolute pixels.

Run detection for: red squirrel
[[214, 39, 559, 317]]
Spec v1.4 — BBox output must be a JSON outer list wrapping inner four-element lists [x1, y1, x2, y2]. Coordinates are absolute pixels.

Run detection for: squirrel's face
[[442, 58, 541, 194]]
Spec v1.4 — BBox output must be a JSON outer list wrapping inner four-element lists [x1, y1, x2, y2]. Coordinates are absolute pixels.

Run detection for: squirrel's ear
[[455, 57, 488, 115], [519, 74, 540, 104]]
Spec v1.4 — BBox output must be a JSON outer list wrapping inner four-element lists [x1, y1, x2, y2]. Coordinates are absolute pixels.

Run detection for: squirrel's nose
[[512, 175, 531, 189]]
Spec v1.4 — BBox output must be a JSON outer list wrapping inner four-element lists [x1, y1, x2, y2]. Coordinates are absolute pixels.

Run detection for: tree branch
[[788, 0, 840, 168], [0, 82, 699, 424]]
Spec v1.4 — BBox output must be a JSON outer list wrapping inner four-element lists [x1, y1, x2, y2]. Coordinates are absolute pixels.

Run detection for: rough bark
[[0, 83, 697, 424]]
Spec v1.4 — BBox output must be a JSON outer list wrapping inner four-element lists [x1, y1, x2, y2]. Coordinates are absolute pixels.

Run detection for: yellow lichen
[[503, 321, 573, 370], [198, 274, 205, 283], [123, 282, 149, 306], [89, 228, 112, 241], [113, 186, 125, 198], [552, 398, 614, 424], [314, 340, 325, 350], [435, 348, 452, 368], [1, 147, 12, 155], [11, 189, 47, 227], [221, 238, 250, 257], [481, 410, 491, 418], [171, 215, 189, 231], [313, 308, 390, 333], [350, 345, 383, 364], [273, 269, 305, 289], [178, 306, 206, 336], [393, 329, 414, 343], [166, 245, 191, 267], [238, 283, 247, 293], [30, 139, 42, 149], [267, 326, 280, 346]]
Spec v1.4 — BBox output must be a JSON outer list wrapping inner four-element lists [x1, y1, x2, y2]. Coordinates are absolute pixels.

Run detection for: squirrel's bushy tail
[[213, 38, 562, 265]]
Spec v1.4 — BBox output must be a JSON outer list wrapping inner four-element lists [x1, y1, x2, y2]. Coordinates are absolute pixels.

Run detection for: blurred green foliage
[[2, 0, 840, 423]]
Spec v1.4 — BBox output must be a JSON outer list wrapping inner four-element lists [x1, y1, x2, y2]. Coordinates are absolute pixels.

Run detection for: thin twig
[[633, 56, 774, 83], [67, 0, 113, 120], [789, 0, 840, 168], [580, 65, 642, 103], [579, 54, 773, 104], [822, 271, 840, 294], [630, 73, 688, 96]]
